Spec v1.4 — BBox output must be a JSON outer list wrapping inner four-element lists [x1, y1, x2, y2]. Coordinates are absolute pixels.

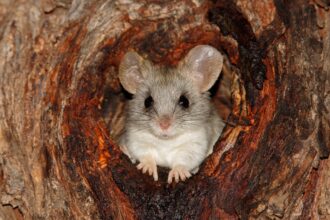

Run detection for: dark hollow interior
[[60, 2, 269, 218], [89, 2, 267, 163]]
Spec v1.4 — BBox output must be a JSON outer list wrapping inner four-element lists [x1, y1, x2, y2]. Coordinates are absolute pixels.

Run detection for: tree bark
[[0, 0, 329, 219]]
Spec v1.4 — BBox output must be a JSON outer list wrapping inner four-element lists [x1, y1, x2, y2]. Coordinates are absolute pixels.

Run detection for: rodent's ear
[[179, 45, 223, 92], [119, 51, 145, 94]]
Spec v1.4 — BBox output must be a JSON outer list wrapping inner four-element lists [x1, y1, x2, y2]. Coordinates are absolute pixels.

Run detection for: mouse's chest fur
[[126, 128, 209, 169]]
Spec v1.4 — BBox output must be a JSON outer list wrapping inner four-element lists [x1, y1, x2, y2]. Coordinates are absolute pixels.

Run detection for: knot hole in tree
[[58, 2, 274, 219]]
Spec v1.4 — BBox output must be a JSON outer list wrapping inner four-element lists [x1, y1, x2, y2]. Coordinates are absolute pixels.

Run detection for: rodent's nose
[[158, 116, 172, 130]]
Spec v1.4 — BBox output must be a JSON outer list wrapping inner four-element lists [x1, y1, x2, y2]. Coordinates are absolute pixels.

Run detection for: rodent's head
[[119, 45, 223, 139]]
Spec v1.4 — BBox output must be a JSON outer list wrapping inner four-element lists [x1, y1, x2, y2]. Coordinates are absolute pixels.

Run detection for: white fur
[[126, 126, 210, 171]]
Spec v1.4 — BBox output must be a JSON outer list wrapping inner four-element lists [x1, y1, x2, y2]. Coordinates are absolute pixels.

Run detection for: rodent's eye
[[178, 95, 189, 109], [144, 96, 154, 109]]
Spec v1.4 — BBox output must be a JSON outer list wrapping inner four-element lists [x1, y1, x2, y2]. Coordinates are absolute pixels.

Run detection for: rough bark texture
[[0, 0, 329, 219]]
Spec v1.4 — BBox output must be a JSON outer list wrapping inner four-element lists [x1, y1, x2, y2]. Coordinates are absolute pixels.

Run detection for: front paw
[[168, 165, 192, 184], [137, 156, 158, 181]]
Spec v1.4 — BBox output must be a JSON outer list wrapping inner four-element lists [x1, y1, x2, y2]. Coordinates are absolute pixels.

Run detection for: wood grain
[[0, 0, 329, 219]]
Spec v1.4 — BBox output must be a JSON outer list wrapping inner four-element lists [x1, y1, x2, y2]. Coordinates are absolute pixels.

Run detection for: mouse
[[118, 45, 225, 183]]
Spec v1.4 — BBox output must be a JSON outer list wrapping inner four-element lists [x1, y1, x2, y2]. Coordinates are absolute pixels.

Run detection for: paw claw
[[136, 157, 158, 181], [168, 165, 191, 184], [136, 163, 143, 170]]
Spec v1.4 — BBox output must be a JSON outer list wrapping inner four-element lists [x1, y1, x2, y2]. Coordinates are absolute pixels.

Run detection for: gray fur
[[126, 64, 219, 139]]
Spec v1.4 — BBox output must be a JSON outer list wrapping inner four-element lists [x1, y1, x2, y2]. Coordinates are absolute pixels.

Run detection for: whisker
[[152, 107, 159, 117], [129, 126, 149, 133], [127, 119, 151, 122], [128, 111, 150, 117]]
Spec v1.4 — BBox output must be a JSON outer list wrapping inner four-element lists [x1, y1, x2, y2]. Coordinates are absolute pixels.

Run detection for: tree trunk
[[0, 0, 329, 219]]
